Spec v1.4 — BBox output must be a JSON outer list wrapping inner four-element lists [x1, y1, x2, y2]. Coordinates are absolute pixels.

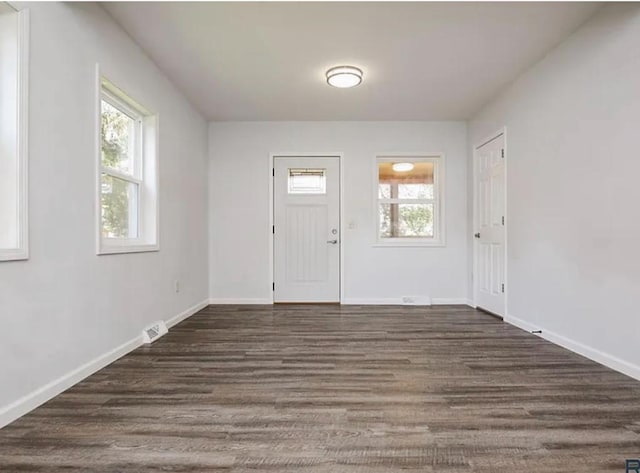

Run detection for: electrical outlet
[[174, 280, 180, 293]]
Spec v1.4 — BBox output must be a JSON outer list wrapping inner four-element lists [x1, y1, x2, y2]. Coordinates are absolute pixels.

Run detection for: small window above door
[[288, 169, 326, 194]]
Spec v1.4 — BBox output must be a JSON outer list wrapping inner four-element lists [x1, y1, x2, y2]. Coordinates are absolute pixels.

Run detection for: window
[[97, 74, 158, 254], [0, 7, 28, 261], [288, 169, 326, 194], [376, 155, 444, 246]]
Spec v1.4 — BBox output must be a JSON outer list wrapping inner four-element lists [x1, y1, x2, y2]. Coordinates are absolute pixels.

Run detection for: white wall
[[0, 2, 209, 425], [469, 3, 640, 378], [209, 121, 468, 304]]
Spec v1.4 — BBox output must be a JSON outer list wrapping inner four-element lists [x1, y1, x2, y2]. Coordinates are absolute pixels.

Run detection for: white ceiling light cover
[[392, 162, 415, 172], [326, 66, 363, 88]]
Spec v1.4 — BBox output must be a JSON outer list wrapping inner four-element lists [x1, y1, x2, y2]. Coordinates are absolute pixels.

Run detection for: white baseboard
[[341, 297, 470, 306], [341, 298, 400, 305], [431, 298, 473, 305], [505, 313, 640, 382], [0, 335, 142, 429], [208, 298, 472, 306], [166, 299, 210, 328], [209, 298, 272, 305], [0, 298, 209, 429]]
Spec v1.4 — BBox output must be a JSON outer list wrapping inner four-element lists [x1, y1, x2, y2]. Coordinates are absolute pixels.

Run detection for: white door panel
[[285, 205, 328, 283], [274, 157, 340, 302], [475, 134, 506, 316]]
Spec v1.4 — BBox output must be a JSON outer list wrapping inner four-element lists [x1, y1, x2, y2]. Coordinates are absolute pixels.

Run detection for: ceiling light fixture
[[392, 162, 414, 172], [326, 65, 363, 88]]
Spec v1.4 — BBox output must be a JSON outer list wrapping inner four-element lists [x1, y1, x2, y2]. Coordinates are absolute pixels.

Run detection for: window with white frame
[[376, 155, 444, 245], [0, 7, 28, 262], [98, 75, 158, 254]]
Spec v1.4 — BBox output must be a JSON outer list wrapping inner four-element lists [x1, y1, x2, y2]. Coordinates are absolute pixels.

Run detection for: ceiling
[[0, 2, 16, 14], [103, 2, 601, 121]]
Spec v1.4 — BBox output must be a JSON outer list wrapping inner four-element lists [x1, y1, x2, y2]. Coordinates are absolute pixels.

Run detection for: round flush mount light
[[392, 162, 415, 172], [326, 65, 363, 88]]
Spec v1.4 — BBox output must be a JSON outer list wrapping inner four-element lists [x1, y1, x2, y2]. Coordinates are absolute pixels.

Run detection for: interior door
[[274, 157, 340, 302], [475, 134, 506, 316]]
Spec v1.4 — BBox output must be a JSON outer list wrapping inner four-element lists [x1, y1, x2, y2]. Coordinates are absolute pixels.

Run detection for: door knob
[[327, 239, 338, 244], [474, 233, 481, 239]]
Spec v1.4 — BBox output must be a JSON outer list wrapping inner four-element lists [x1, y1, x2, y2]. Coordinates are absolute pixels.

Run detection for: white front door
[[273, 157, 340, 302], [475, 134, 506, 316]]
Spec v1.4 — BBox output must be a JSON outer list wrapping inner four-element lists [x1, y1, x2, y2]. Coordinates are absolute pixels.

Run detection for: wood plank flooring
[[1, 304, 639, 472]]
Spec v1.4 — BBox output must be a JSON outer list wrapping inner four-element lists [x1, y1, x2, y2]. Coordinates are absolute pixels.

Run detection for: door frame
[[268, 153, 344, 304], [472, 128, 508, 317]]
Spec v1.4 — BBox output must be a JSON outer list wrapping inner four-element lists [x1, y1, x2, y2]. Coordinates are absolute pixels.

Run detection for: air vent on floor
[[401, 296, 432, 306], [142, 321, 168, 344]]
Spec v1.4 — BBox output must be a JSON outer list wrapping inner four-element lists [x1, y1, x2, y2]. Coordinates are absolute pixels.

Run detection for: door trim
[[268, 153, 344, 304], [472, 128, 508, 317]]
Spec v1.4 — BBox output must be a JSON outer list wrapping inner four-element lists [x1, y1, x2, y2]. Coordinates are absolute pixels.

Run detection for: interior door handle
[[474, 233, 481, 239], [327, 239, 338, 244]]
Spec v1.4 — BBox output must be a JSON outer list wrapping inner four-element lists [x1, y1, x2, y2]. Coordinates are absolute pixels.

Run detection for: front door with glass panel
[[273, 157, 340, 302]]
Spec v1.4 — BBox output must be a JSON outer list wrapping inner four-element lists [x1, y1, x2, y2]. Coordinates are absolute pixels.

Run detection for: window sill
[[0, 248, 29, 262], [98, 243, 159, 255]]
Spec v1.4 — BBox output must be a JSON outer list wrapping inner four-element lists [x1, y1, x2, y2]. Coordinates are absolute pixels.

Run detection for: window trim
[[373, 153, 445, 247], [0, 9, 29, 262], [95, 66, 159, 255]]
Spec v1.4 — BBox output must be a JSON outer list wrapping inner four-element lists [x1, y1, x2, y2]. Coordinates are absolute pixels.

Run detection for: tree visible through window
[[377, 157, 443, 244], [100, 98, 140, 238], [97, 76, 158, 254]]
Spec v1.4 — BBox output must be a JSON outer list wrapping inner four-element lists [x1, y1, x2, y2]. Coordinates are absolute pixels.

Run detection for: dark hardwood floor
[[1, 304, 639, 472]]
